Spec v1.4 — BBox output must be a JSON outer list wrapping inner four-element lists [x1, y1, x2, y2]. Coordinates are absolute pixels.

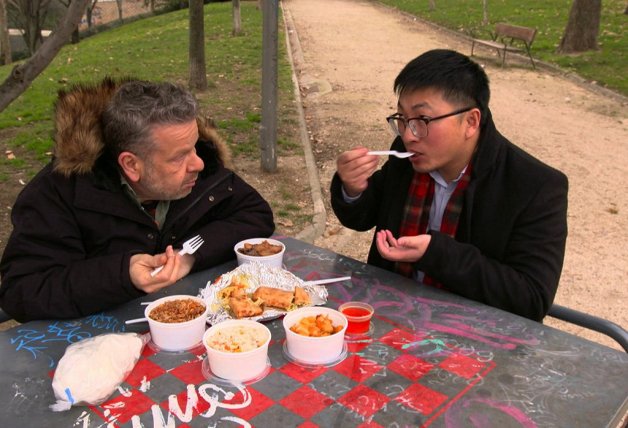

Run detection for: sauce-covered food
[[237, 240, 283, 256], [206, 325, 267, 352], [149, 299, 206, 323], [290, 314, 343, 337]]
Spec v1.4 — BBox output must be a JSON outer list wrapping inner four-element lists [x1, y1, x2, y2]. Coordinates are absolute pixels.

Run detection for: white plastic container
[[233, 238, 285, 268], [144, 295, 208, 352], [203, 319, 271, 382], [283, 306, 347, 365]]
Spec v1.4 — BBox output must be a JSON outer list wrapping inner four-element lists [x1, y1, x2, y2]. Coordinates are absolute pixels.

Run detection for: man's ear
[[118, 151, 142, 182], [465, 108, 481, 138]]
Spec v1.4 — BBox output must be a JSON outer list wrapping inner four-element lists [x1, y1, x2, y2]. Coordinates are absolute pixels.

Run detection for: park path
[[282, 0, 628, 350]]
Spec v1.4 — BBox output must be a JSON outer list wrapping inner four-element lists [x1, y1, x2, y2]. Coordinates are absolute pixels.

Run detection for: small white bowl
[[283, 306, 347, 365], [145, 295, 208, 352], [203, 319, 271, 382], [233, 238, 285, 268]]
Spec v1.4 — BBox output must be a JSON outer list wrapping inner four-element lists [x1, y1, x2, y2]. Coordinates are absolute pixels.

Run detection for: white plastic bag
[[50, 332, 147, 411]]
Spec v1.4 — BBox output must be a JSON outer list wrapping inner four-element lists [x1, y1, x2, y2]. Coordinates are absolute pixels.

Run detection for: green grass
[[0, 2, 300, 160], [377, 0, 627, 96]]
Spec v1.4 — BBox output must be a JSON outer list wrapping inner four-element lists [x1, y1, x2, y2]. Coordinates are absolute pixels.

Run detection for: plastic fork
[[367, 150, 414, 158], [150, 235, 204, 276]]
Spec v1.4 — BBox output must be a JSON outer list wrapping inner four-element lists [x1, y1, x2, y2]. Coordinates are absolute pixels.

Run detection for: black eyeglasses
[[386, 106, 476, 138]]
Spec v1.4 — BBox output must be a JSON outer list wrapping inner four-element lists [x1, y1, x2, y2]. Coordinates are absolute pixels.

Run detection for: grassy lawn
[[0, 0, 624, 199], [0, 1, 316, 235], [377, 0, 627, 96], [0, 2, 300, 170]]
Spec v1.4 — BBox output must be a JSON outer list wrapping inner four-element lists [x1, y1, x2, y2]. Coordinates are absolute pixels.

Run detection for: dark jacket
[[0, 80, 275, 322], [330, 111, 568, 321]]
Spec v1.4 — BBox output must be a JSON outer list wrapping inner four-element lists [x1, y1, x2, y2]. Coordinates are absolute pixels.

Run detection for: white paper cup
[[234, 238, 285, 268], [283, 306, 347, 365], [203, 319, 271, 382], [145, 295, 208, 352]]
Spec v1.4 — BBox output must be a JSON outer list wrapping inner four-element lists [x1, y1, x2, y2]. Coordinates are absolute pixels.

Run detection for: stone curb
[[281, 4, 327, 244]]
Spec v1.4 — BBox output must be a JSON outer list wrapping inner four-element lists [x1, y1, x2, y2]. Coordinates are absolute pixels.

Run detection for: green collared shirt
[[120, 174, 170, 230]]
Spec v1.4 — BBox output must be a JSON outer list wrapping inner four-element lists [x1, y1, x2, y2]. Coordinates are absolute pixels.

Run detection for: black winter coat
[[330, 111, 568, 321]]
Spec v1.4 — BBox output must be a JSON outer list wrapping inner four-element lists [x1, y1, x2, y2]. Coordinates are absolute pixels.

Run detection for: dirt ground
[[1, 0, 626, 352], [283, 0, 628, 350]]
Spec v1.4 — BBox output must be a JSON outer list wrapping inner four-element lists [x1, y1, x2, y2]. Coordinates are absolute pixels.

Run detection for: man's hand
[[376, 229, 431, 263], [130, 245, 193, 293], [337, 146, 379, 197]]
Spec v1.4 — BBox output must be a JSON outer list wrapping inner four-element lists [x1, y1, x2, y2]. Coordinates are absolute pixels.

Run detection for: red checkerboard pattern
[[85, 320, 496, 427]]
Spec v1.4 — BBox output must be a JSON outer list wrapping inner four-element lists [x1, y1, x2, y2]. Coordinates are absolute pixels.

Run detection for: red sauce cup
[[338, 302, 374, 335]]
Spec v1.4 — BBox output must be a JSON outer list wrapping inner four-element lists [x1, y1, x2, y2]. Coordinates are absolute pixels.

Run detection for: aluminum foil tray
[[199, 261, 328, 325]]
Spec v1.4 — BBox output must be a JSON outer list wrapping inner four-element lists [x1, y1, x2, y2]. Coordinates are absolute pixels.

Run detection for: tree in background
[[6, 0, 52, 56], [115, 0, 123, 21], [558, 0, 601, 53], [481, 0, 488, 25], [188, 0, 207, 90], [232, 0, 241, 36], [144, 0, 156, 13], [58, 0, 81, 44], [0, 0, 11, 64], [0, 0, 90, 112], [85, 0, 98, 29]]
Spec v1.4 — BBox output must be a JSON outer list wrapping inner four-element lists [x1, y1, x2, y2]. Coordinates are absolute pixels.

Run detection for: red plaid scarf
[[395, 164, 473, 285]]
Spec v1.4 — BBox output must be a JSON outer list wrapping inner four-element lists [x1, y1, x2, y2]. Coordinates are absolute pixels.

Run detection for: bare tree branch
[[0, 0, 90, 112]]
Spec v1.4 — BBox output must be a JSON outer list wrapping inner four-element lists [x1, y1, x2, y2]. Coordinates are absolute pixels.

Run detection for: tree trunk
[[232, 0, 241, 36], [0, 0, 11, 65], [558, 0, 601, 53], [260, 0, 278, 172], [188, 0, 207, 91], [24, 0, 50, 55], [116, 0, 123, 21], [428, 0, 435, 11], [71, 27, 79, 44], [0, 0, 90, 112], [86, 6, 93, 28], [482, 0, 489, 25]]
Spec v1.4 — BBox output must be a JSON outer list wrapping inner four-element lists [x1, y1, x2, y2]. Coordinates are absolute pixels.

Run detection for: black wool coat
[[330, 111, 568, 321]]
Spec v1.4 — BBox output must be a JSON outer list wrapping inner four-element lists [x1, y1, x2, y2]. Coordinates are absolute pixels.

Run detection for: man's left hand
[[376, 229, 431, 263]]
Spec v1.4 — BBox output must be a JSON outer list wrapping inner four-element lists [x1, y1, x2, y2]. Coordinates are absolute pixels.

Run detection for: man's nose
[[190, 153, 204, 172], [401, 123, 418, 142]]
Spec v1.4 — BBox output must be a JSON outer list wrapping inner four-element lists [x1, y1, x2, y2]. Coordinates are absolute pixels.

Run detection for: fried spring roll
[[293, 286, 311, 306], [252, 286, 294, 310], [229, 297, 263, 318]]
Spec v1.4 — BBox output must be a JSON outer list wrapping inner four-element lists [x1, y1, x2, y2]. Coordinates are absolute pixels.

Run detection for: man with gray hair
[[0, 78, 275, 322]]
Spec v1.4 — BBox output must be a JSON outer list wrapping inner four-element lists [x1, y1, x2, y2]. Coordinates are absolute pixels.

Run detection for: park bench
[[471, 23, 537, 69]]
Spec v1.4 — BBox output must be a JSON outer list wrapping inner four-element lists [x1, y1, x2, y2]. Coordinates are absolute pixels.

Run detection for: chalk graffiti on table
[[85, 382, 253, 428], [316, 271, 541, 352], [9, 313, 125, 367]]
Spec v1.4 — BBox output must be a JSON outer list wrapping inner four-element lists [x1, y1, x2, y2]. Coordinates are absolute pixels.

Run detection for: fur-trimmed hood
[[52, 77, 231, 177]]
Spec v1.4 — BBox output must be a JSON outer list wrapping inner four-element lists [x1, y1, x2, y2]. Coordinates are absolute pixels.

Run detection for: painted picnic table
[[1, 237, 627, 427]]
